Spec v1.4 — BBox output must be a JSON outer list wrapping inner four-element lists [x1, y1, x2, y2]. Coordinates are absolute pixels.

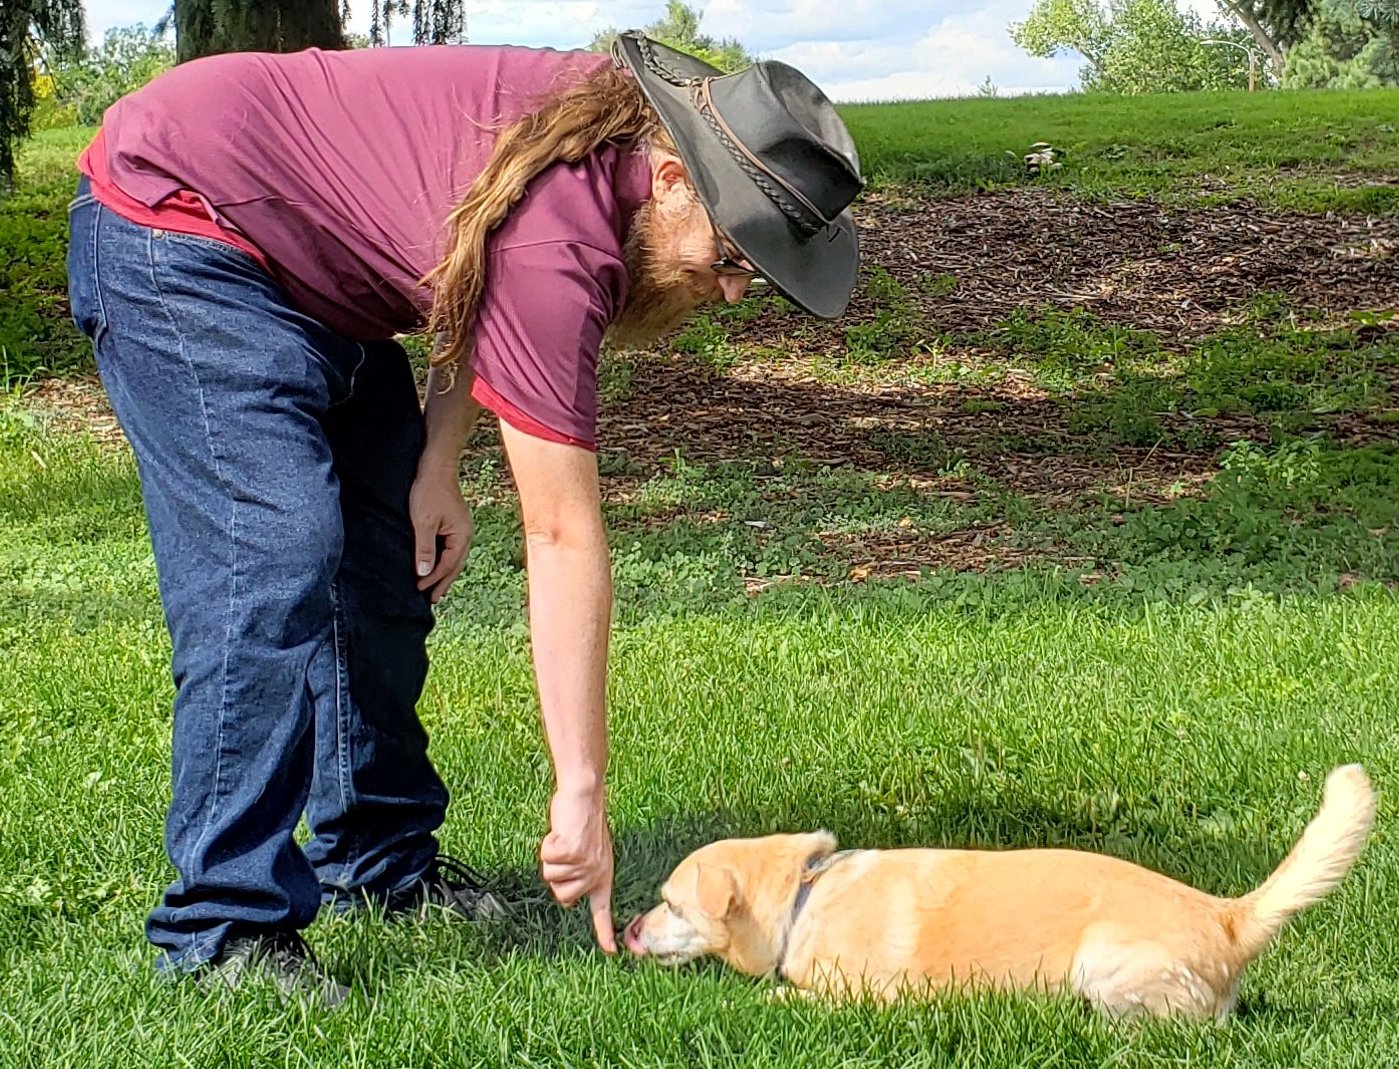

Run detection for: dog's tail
[[1224, 764, 1376, 961]]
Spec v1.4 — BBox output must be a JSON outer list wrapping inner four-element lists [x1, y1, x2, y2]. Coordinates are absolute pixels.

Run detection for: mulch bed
[[29, 185, 1399, 575]]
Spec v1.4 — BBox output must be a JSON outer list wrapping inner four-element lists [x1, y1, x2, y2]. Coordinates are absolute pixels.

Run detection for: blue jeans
[[66, 179, 449, 968]]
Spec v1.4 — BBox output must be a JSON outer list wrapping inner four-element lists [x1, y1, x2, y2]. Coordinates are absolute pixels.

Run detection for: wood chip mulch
[[27, 185, 1399, 576]]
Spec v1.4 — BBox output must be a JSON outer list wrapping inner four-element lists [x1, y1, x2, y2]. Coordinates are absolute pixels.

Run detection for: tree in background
[[1283, 0, 1399, 85], [1011, 0, 1110, 76], [1011, 0, 1256, 92], [171, 1, 345, 63], [1358, 0, 1399, 19], [1214, 0, 1315, 75], [170, 1, 470, 50], [1206, 0, 1399, 81], [2, 0, 84, 190], [42, 24, 175, 127], [366, 1, 467, 45], [1352, 0, 1399, 68], [588, 1, 754, 72]]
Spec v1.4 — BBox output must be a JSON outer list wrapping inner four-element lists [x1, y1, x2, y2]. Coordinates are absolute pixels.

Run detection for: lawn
[[845, 86, 1399, 211], [3, 84, 1398, 1067], [2, 403, 1397, 1066]]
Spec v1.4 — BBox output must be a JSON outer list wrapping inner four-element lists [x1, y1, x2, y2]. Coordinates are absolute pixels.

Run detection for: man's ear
[[649, 151, 689, 203], [690, 863, 736, 918]]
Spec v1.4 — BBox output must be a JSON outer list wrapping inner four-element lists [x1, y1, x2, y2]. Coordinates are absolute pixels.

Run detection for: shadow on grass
[[327, 796, 1386, 1020], [378, 793, 1287, 964]]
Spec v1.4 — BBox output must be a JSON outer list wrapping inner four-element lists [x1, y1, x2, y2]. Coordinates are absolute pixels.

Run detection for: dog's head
[[623, 831, 837, 976]]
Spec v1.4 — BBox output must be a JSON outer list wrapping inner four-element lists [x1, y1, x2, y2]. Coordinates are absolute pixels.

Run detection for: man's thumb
[[414, 519, 436, 577]]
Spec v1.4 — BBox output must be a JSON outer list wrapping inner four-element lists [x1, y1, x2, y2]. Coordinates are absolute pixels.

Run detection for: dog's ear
[[799, 830, 837, 867], [691, 864, 736, 919]]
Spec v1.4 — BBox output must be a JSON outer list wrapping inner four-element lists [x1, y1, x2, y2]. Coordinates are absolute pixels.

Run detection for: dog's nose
[[623, 914, 647, 957]]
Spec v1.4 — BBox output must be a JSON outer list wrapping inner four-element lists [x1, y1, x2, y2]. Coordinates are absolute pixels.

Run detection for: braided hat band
[[611, 32, 863, 319], [627, 35, 826, 239]]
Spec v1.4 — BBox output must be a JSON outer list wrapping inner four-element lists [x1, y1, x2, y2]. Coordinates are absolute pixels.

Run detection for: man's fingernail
[[417, 561, 431, 576]]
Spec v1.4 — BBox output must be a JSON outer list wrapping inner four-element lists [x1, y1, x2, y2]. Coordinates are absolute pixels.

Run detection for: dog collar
[[776, 850, 853, 978]]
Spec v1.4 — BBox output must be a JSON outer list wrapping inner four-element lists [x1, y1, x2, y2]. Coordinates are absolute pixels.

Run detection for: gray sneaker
[[389, 855, 511, 921], [201, 931, 350, 1007]]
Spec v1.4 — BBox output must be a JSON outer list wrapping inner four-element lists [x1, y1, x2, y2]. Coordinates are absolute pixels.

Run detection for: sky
[[82, 0, 1235, 102]]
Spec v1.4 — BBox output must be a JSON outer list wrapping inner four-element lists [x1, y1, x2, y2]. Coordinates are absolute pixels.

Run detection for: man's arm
[[497, 419, 616, 952], [420, 353, 484, 475], [411, 352, 482, 601]]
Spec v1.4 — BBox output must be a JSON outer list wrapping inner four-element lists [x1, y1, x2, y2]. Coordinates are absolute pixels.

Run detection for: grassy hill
[[5, 87, 1399, 383], [844, 87, 1399, 210]]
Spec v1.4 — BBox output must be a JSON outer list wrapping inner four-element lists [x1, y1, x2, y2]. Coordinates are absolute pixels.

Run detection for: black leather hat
[[612, 31, 863, 318]]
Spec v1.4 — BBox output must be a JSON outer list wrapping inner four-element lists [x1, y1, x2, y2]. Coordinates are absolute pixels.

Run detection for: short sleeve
[[463, 144, 644, 450], [467, 239, 626, 451]]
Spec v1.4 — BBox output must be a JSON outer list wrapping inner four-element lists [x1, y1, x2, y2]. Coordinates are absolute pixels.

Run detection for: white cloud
[[702, 0, 949, 51], [84, 0, 169, 41], [765, 7, 1085, 100], [83, 0, 1246, 102]]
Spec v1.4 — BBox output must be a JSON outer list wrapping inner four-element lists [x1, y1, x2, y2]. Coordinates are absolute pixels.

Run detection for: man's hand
[[408, 469, 472, 603], [540, 786, 616, 953]]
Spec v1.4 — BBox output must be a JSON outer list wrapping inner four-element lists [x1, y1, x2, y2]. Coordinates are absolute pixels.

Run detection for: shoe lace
[[426, 854, 551, 915], [428, 853, 494, 896], [257, 930, 319, 969]]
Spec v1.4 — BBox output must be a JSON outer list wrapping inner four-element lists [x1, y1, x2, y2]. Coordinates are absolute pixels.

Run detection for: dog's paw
[[766, 985, 817, 1004]]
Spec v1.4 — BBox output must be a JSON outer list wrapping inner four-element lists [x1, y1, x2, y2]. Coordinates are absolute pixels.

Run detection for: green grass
[[6, 85, 1399, 387], [842, 87, 1399, 210], [3, 398, 1399, 1067], [0, 127, 92, 385], [6, 86, 1399, 1065], [972, 302, 1399, 445]]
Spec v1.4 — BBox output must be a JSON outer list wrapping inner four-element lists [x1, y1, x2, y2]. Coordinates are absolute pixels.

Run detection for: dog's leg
[[1071, 932, 1224, 1021], [766, 984, 818, 1005]]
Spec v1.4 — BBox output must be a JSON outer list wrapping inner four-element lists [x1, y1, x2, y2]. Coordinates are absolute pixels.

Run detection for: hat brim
[[614, 36, 859, 319]]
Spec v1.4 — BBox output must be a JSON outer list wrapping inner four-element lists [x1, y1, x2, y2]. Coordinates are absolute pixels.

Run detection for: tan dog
[[624, 765, 1375, 1020]]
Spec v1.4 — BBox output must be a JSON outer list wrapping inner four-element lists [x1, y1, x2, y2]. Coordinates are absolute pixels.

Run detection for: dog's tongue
[[623, 915, 646, 957]]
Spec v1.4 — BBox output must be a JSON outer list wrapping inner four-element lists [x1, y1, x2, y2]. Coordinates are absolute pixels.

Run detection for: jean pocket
[[157, 229, 262, 263], [324, 343, 369, 408], [68, 175, 95, 214], [66, 204, 104, 340]]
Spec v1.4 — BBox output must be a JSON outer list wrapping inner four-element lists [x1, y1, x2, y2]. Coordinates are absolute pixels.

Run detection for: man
[[66, 31, 862, 1000]]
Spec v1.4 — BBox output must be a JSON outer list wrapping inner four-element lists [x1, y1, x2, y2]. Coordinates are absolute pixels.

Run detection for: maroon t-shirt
[[88, 45, 653, 446]]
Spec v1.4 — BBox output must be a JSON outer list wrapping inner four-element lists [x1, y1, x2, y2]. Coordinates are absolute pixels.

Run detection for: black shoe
[[387, 854, 510, 921], [200, 931, 350, 1007]]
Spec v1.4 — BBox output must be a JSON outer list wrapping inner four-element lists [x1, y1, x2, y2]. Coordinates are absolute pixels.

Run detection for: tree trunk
[[176, 0, 345, 64], [175, 0, 214, 64], [3, 0, 85, 190], [282, 0, 347, 53], [1218, 0, 1287, 76]]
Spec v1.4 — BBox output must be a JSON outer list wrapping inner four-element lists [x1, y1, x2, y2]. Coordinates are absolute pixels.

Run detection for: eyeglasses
[[711, 224, 759, 278]]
